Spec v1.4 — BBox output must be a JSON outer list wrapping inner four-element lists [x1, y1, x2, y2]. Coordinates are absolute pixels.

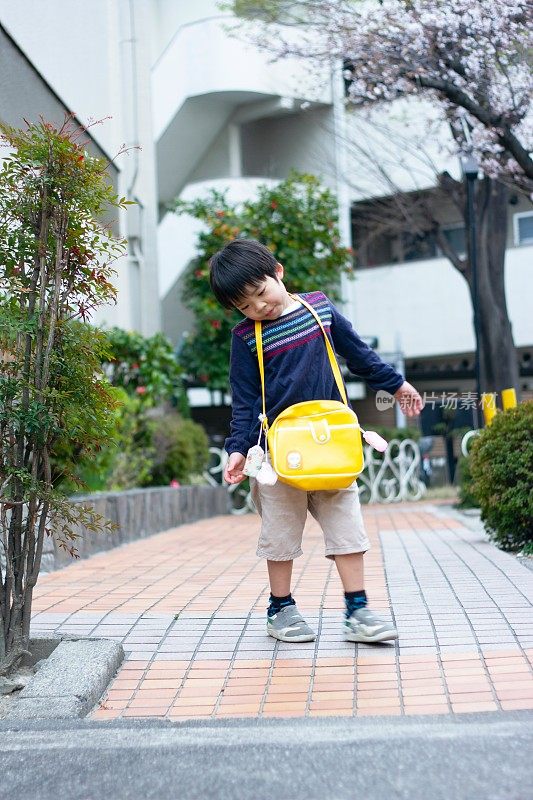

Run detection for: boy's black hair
[[209, 239, 279, 309]]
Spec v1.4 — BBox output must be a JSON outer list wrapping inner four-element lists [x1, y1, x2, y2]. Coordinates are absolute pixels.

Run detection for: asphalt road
[[1, 712, 532, 800]]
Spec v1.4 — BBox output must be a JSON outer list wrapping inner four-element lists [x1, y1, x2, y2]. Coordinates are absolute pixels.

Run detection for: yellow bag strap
[[255, 293, 348, 426], [293, 294, 348, 405], [255, 312, 268, 431]]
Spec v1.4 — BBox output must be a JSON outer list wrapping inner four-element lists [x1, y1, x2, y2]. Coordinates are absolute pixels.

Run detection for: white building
[[0, 0, 161, 336], [1, 0, 532, 442]]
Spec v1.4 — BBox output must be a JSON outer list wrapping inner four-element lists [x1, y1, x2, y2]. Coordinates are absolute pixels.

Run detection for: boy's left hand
[[394, 381, 424, 417]]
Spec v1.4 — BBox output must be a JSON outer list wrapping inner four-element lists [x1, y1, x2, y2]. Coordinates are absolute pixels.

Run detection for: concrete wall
[[348, 245, 533, 358], [241, 107, 337, 186], [152, 11, 330, 142], [0, 25, 118, 194], [0, 0, 121, 156]]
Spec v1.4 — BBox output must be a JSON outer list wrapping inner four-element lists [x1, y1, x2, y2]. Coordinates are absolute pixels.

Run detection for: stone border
[[43, 484, 229, 572], [446, 504, 533, 571], [6, 636, 124, 720]]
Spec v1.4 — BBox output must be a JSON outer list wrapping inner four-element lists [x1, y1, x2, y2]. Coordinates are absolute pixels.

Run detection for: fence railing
[[203, 440, 426, 514]]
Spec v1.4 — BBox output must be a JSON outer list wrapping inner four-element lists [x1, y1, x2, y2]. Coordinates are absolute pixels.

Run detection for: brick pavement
[[30, 503, 533, 721]]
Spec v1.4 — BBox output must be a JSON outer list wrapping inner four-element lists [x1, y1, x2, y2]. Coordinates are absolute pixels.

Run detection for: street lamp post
[[460, 151, 482, 429]]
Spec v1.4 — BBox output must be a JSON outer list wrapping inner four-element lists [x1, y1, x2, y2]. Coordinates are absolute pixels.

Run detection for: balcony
[[151, 16, 331, 206]]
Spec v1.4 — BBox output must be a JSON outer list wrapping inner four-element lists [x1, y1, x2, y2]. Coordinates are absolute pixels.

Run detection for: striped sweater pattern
[[233, 291, 331, 360]]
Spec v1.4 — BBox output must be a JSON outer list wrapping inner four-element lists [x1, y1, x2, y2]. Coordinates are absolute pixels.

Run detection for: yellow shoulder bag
[[255, 294, 364, 491]]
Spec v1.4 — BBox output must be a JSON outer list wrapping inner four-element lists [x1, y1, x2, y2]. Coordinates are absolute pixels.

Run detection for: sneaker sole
[[267, 627, 316, 643], [344, 629, 399, 643]]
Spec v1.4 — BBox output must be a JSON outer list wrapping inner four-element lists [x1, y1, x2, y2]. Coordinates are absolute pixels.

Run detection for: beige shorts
[[250, 475, 370, 561]]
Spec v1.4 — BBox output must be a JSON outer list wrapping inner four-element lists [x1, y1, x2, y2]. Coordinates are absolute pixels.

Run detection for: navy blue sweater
[[225, 291, 404, 456]]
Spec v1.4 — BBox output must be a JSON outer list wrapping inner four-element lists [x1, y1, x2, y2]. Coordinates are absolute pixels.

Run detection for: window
[[514, 212, 533, 246], [401, 230, 437, 262], [353, 228, 396, 268], [438, 225, 466, 259], [351, 190, 470, 267]]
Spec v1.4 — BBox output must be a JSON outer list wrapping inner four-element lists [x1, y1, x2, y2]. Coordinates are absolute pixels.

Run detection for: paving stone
[[27, 503, 533, 722]]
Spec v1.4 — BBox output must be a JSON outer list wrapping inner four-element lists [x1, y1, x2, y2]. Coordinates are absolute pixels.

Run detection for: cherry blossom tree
[[226, 0, 533, 395], [229, 0, 532, 190]]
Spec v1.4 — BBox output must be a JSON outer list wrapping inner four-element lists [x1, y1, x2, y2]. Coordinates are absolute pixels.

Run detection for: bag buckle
[[309, 419, 330, 444]]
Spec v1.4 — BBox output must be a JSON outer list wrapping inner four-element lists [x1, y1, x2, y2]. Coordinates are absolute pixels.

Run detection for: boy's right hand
[[224, 452, 246, 484]]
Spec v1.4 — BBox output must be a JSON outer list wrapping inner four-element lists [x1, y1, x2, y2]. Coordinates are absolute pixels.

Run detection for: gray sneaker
[[267, 604, 316, 642], [344, 607, 398, 643]]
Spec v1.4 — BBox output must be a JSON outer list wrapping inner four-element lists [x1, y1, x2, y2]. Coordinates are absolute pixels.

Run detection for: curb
[[6, 638, 124, 720]]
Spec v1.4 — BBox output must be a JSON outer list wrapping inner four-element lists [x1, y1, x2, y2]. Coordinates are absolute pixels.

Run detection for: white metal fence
[[203, 440, 426, 514]]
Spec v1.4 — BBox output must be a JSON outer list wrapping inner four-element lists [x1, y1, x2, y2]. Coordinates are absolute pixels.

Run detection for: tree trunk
[[467, 179, 520, 397]]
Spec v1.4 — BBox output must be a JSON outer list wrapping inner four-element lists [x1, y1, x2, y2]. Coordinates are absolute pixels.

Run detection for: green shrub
[[370, 426, 420, 442], [101, 391, 156, 491], [146, 414, 209, 486], [57, 387, 156, 493], [57, 394, 209, 492], [469, 402, 533, 551], [102, 326, 186, 410]]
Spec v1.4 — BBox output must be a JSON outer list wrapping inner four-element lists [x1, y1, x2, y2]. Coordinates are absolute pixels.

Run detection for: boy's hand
[[394, 381, 424, 417], [224, 452, 247, 484]]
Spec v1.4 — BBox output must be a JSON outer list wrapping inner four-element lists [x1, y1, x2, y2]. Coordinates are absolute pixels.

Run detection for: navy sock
[[268, 593, 295, 617], [345, 590, 367, 618]]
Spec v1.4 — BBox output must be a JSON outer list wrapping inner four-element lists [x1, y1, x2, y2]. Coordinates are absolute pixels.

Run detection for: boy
[[210, 239, 423, 644]]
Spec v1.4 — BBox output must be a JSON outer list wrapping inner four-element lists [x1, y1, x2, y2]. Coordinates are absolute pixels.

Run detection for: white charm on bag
[[243, 445, 264, 477], [243, 412, 277, 483], [252, 412, 278, 485], [255, 460, 278, 485]]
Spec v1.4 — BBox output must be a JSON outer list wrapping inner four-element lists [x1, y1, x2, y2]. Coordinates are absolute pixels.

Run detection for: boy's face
[[234, 263, 292, 321]]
